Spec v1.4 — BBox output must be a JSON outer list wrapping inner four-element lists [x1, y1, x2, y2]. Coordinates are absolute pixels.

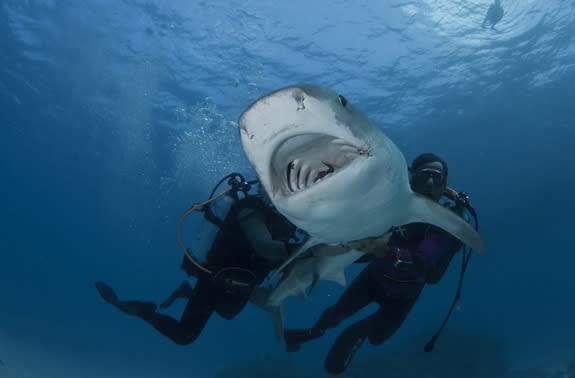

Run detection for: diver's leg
[[95, 280, 213, 345], [323, 294, 419, 374], [367, 296, 418, 346], [149, 299, 213, 345], [313, 266, 376, 332], [148, 278, 216, 345], [159, 281, 194, 309], [284, 267, 375, 352]]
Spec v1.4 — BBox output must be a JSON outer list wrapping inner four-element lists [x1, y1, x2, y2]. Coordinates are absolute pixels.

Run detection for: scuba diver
[[482, 0, 504, 29], [95, 173, 304, 345], [283, 153, 480, 375]]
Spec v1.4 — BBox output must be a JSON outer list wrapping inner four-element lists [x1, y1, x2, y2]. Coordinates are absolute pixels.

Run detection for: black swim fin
[[94, 281, 119, 305], [324, 320, 369, 375], [94, 281, 156, 319], [284, 328, 322, 352]]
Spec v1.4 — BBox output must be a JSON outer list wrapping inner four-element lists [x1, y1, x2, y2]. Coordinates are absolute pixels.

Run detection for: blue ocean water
[[1, 0, 574, 377]]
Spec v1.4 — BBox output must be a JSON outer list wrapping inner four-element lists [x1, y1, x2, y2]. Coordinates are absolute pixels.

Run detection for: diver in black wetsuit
[[96, 179, 302, 345], [283, 153, 475, 375], [482, 0, 504, 29]]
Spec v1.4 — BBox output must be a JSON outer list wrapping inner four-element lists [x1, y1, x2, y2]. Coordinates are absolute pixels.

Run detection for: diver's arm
[[238, 209, 288, 264]]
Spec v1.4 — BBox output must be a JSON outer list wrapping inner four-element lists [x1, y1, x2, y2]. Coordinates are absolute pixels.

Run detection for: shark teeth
[[285, 138, 362, 193]]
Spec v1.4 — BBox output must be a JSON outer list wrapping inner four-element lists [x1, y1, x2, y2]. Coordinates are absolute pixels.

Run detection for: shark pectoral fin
[[272, 305, 284, 340], [250, 287, 273, 310], [324, 270, 347, 287], [408, 194, 486, 255], [310, 243, 348, 257], [274, 237, 322, 277]]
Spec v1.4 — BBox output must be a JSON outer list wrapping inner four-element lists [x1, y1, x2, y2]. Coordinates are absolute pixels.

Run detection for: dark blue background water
[[1, 0, 573, 377]]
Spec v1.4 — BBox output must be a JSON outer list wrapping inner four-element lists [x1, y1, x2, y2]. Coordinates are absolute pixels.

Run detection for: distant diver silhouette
[[482, 0, 504, 29]]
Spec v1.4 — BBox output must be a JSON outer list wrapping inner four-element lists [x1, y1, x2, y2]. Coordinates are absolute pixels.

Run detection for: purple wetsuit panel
[[369, 228, 456, 301]]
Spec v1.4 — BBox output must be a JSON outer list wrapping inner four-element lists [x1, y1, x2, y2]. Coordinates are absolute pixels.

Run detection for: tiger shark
[[238, 84, 485, 335]]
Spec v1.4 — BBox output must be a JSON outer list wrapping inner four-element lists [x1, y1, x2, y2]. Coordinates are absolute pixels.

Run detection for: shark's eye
[[338, 95, 348, 107]]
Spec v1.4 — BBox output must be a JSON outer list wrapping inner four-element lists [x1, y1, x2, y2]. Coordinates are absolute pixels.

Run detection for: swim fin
[[324, 320, 369, 375], [284, 328, 322, 352], [94, 281, 156, 318], [94, 281, 119, 305]]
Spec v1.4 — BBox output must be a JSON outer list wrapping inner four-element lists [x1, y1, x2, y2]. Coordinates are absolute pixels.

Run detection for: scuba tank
[[176, 173, 260, 287], [193, 185, 236, 262]]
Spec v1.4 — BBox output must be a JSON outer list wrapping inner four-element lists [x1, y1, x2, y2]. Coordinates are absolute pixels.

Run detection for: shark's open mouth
[[273, 134, 369, 194]]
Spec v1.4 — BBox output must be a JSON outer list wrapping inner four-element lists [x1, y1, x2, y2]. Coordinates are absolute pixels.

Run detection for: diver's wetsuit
[[97, 195, 299, 346], [285, 207, 463, 374], [150, 196, 299, 345], [143, 273, 253, 345]]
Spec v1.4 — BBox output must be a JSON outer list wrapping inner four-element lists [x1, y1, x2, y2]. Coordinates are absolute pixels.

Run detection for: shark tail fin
[[407, 193, 486, 255], [250, 287, 285, 340]]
